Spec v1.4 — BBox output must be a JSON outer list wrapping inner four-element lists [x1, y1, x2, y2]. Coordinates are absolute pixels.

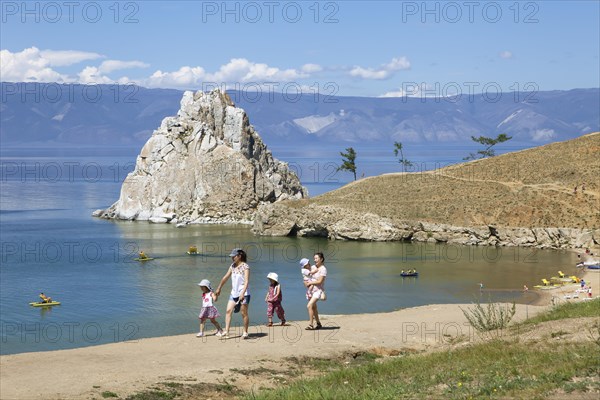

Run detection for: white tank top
[[230, 262, 250, 297], [202, 292, 213, 307]]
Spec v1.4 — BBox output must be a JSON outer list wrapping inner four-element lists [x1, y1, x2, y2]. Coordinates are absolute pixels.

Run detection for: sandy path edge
[[1, 269, 597, 400], [0, 303, 544, 400]]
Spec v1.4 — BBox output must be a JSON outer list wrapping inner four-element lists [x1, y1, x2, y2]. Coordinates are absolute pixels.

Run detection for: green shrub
[[461, 299, 516, 338]]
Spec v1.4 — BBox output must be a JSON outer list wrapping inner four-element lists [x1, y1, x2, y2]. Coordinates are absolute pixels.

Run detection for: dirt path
[[431, 171, 600, 198]]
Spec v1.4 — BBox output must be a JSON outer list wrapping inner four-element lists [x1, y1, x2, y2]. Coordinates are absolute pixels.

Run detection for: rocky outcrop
[[253, 203, 600, 249], [98, 90, 306, 224]]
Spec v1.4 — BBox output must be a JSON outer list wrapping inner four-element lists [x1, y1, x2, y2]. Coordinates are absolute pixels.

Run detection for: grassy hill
[[310, 132, 599, 230]]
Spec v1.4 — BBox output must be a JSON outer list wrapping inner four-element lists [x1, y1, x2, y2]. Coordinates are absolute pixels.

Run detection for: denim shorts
[[229, 294, 251, 305]]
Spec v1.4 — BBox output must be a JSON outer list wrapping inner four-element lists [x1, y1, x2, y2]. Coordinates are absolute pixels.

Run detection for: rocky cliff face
[[253, 203, 600, 249], [98, 90, 307, 224]]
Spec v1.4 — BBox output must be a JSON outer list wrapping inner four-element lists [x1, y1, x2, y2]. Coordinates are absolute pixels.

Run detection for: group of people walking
[[196, 248, 328, 338]]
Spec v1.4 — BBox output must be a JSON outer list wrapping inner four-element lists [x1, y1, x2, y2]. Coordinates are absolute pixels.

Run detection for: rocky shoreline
[[253, 202, 599, 249]]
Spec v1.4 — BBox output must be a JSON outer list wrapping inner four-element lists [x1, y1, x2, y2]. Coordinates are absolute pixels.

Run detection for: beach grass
[[244, 300, 600, 400], [522, 297, 599, 324], [244, 341, 598, 399]]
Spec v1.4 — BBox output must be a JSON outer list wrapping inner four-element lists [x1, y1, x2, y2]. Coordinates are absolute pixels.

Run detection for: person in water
[[139, 251, 149, 259], [39, 293, 52, 303]]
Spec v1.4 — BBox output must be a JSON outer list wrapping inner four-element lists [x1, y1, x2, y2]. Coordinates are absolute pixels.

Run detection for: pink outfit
[[302, 265, 318, 299], [199, 292, 220, 320], [266, 284, 285, 321], [312, 265, 328, 295]]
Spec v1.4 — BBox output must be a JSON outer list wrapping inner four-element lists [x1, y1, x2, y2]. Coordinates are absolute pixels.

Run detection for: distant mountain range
[[1, 83, 598, 152]]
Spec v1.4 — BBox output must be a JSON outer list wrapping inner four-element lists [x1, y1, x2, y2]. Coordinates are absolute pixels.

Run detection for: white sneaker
[[215, 330, 224, 337], [196, 332, 204, 337], [242, 332, 249, 339]]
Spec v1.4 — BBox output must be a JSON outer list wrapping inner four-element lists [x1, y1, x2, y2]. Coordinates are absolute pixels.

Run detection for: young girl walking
[[265, 272, 286, 326], [197, 279, 223, 337]]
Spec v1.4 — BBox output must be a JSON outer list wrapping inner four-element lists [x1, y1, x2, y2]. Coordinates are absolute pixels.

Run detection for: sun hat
[[299, 258, 310, 268], [267, 272, 279, 283], [197, 279, 212, 290], [229, 248, 242, 257]]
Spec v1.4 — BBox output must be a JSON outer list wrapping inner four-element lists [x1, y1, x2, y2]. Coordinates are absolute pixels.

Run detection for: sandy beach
[[1, 268, 598, 400]]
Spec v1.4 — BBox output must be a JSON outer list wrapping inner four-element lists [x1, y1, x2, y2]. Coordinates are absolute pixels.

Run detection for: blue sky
[[1, 0, 599, 96]]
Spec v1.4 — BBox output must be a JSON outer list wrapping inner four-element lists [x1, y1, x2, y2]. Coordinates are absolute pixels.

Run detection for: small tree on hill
[[393, 141, 413, 171], [464, 133, 512, 160], [337, 147, 357, 180]]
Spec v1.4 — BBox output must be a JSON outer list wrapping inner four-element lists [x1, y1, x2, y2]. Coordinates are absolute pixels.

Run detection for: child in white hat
[[265, 272, 286, 326], [300, 258, 317, 300], [197, 279, 223, 337]]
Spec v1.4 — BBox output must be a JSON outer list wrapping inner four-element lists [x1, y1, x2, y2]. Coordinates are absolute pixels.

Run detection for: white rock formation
[[99, 90, 306, 223]]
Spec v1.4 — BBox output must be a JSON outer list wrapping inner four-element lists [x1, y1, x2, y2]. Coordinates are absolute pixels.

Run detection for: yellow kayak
[[30, 301, 61, 307], [134, 257, 154, 261], [533, 285, 560, 290]]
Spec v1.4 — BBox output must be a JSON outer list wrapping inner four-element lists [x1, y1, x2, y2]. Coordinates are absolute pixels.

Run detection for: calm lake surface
[[0, 148, 578, 354]]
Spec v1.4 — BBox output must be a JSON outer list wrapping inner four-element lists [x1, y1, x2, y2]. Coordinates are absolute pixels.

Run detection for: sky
[[1, 0, 599, 97]]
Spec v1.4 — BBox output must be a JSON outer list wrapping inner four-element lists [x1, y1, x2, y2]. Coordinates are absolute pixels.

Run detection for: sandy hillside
[[311, 132, 599, 229]]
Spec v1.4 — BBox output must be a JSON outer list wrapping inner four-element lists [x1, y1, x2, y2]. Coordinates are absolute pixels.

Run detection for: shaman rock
[[99, 90, 306, 223]]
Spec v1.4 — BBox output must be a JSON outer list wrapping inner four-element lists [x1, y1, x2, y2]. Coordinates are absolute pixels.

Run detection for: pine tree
[[337, 147, 357, 180], [464, 133, 512, 160]]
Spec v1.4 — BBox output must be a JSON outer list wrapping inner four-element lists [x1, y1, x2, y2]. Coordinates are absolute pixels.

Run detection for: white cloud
[[379, 83, 437, 98], [98, 60, 149, 74], [350, 56, 410, 80], [0, 47, 69, 82], [40, 50, 103, 66], [531, 129, 556, 141], [499, 51, 513, 59], [207, 58, 305, 82], [77, 60, 149, 84], [0, 47, 147, 84], [301, 63, 323, 73], [379, 90, 408, 98], [144, 58, 314, 89], [77, 66, 114, 84], [146, 66, 206, 88], [384, 57, 411, 70]]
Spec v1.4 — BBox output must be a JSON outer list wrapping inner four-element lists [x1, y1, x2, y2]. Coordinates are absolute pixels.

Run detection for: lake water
[[0, 148, 578, 354]]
